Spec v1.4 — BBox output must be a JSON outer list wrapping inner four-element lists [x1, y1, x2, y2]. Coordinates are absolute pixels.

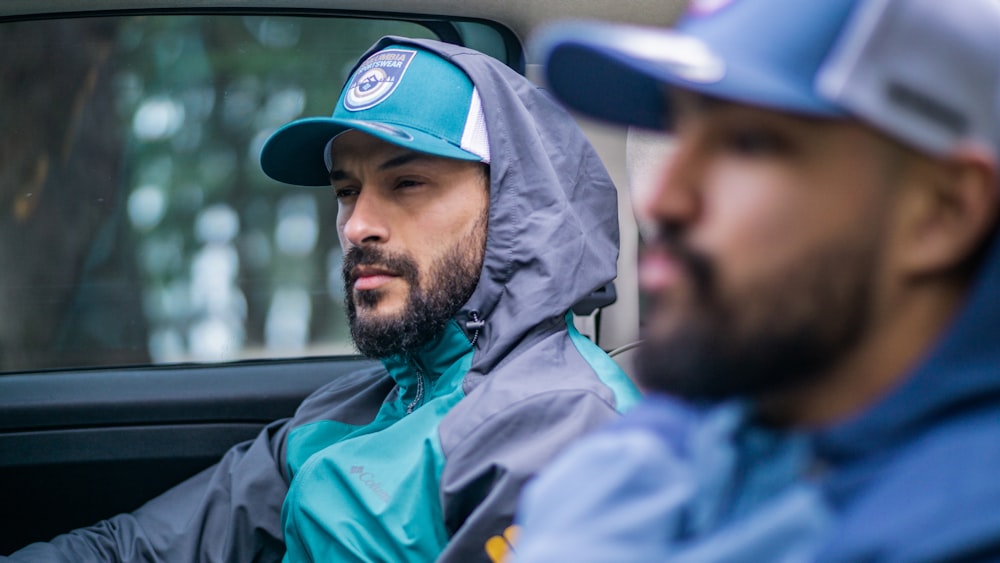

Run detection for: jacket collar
[[381, 320, 474, 387]]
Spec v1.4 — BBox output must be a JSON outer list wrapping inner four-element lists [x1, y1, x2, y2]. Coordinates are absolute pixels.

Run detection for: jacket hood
[[815, 227, 1000, 464], [356, 37, 620, 376]]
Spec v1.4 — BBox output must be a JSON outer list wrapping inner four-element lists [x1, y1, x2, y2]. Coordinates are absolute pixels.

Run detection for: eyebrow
[[378, 152, 432, 171], [329, 151, 433, 183]]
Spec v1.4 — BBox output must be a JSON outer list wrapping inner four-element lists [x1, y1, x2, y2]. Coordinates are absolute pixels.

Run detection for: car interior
[[0, 0, 682, 553]]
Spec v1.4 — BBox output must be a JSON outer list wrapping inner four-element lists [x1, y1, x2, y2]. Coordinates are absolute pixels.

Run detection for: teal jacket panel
[[282, 322, 473, 563]]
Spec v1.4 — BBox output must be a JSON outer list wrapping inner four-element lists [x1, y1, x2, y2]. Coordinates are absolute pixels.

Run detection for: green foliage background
[[0, 14, 436, 370]]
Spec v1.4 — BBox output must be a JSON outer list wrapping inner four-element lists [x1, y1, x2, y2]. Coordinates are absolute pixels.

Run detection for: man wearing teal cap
[[7, 37, 639, 562], [513, 0, 1000, 561]]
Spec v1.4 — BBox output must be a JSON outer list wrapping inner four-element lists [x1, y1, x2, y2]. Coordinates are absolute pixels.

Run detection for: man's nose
[[643, 137, 703, 227], [342, 191, 389, 246]]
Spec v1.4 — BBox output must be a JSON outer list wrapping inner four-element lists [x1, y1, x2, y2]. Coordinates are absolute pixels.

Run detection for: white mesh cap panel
[[461, 87, 491, 163]]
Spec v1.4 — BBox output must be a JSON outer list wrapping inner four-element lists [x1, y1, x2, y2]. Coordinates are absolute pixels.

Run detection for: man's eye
[[334, 187, 359, 199], [724, 129, 789, 156], [395, 179, 424, 190]]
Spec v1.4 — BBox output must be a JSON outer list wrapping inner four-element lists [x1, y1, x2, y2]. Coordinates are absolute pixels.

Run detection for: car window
[[0, 13, 512, 374]]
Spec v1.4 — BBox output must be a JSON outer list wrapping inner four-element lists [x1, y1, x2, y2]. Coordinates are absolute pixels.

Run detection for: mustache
[[644, 223, 715, 295], [342, 245, 420, 288]]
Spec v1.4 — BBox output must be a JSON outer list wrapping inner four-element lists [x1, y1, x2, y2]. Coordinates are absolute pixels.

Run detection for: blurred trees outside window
[[0, 14, 438, 372]]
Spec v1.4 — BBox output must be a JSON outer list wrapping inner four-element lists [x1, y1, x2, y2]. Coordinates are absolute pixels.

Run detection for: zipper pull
[[406, 368, 425, 415], [465, 310, 484, 347]]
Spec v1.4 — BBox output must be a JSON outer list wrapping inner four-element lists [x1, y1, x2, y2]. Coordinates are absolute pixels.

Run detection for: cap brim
[[533, 22, 684, 130], [261, 117, 483, 187], [533, 21, 844, 131]]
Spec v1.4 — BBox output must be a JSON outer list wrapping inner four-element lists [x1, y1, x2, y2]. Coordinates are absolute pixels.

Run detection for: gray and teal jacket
[[7, 37, 640, 562]]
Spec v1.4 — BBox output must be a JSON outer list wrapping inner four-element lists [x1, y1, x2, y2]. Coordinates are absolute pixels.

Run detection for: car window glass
[[0, 14, 504, 374]]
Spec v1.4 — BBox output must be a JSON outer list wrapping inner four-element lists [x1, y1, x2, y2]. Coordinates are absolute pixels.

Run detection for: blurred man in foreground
[[514, 0, 1000, 560]]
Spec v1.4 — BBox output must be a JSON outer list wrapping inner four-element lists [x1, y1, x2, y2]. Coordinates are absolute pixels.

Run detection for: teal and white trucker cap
[[261, 44, 490, 186], [533, 0, 1000, 159]]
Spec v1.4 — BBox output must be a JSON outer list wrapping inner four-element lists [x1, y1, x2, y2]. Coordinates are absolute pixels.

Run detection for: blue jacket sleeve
[[4, 419, 291, 563], [511, 426, 693, 563], [511, 399, 831, 563]]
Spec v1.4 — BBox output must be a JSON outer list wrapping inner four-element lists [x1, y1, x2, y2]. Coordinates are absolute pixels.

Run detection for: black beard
[[343, 239, 483, 359], [636, 231, 877, 402]]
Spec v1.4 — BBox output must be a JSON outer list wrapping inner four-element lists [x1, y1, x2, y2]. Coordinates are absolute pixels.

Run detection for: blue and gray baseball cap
[[533, 0, 1000, 158], [261, 44, 490, 186]]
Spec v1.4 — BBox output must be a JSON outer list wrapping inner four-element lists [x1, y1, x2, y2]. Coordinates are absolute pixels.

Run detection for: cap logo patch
[[344, 49, 417, 112]]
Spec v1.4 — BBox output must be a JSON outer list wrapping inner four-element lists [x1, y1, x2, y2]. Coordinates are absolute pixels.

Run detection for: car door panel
[[0, 358, 376, 552]]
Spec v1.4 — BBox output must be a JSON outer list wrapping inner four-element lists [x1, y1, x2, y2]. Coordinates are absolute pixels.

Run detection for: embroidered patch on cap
[[344, 49, 417, 112]]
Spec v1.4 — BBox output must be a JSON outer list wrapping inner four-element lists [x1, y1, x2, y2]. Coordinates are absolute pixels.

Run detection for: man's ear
[[897, 146, 999, 278]]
